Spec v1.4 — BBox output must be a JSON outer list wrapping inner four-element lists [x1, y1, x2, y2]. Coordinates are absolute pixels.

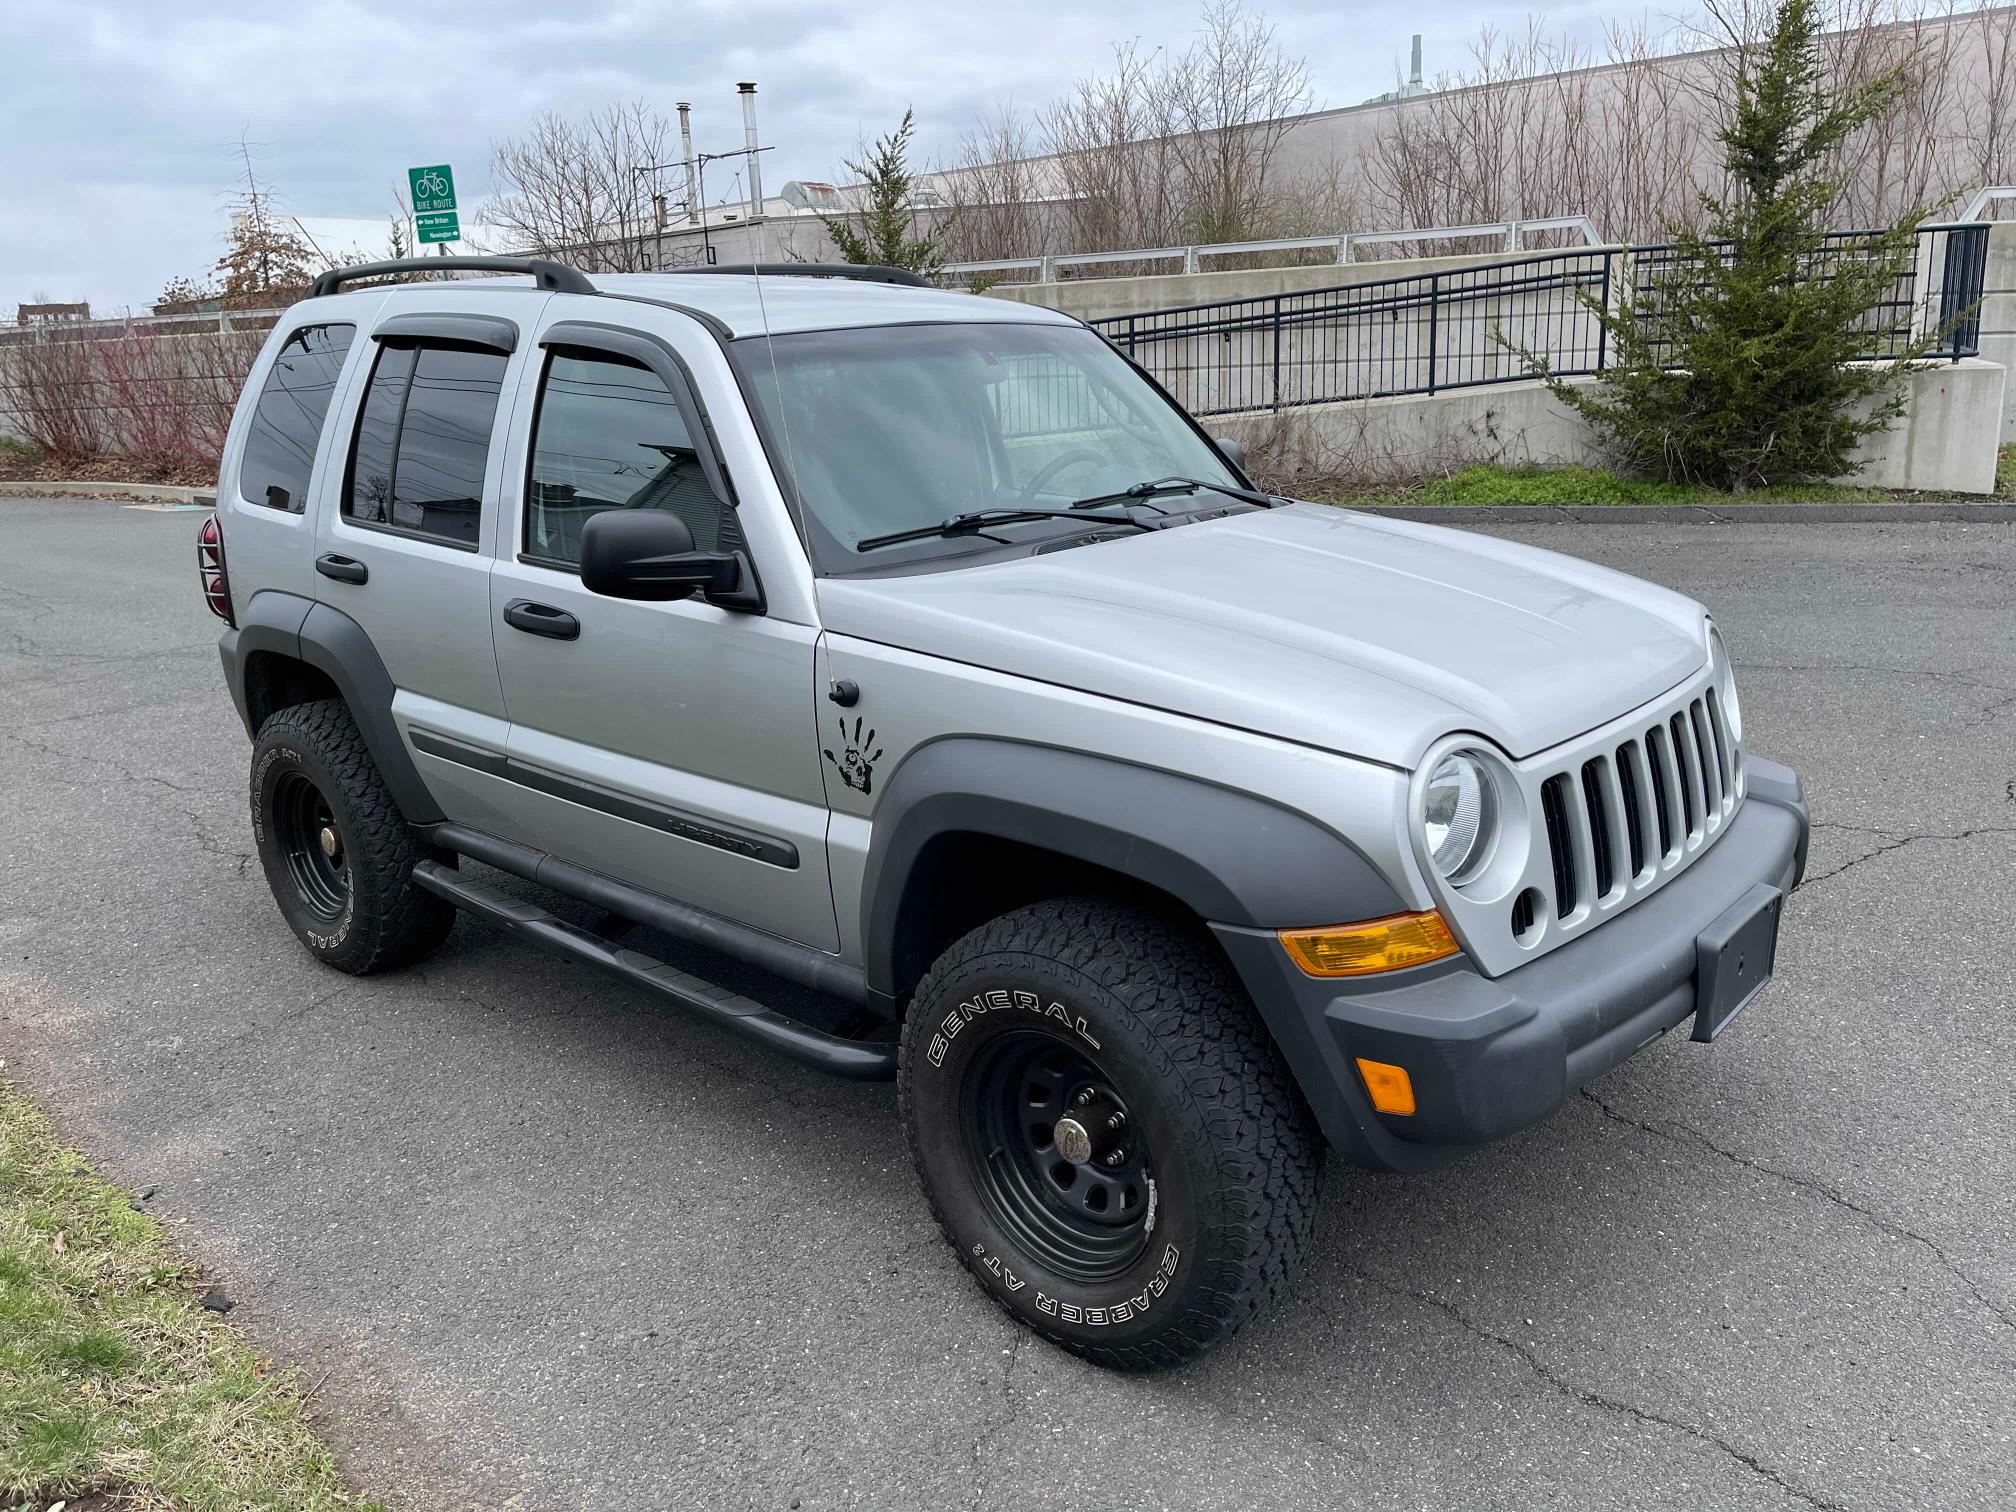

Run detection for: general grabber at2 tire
[[249, 698, 455, 975], [898, 897, 1321, 1370]]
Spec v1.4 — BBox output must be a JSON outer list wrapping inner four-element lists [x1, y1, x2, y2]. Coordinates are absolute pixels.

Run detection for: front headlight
[[1421, 751, 1497, 883], [1708, 624, 1742, 741]]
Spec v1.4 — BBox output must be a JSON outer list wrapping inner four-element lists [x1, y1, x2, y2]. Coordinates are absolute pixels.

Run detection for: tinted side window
[[343, 343, 506, 549], [238, 323, 354, 512], [344, 345, 413, 529], [526, 349, 730, 567]]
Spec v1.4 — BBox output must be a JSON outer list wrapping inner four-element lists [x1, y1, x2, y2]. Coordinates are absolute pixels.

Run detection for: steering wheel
[[1016, 449, 1107, 504]]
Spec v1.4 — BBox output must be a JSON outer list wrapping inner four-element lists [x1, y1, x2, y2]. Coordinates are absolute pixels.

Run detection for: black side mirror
[[579, 509, 745, 604], [1213, 436, 1247, 473]]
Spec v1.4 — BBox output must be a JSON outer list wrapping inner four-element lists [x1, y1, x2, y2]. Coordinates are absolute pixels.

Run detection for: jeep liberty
[[200, 255, 1809, 1369]]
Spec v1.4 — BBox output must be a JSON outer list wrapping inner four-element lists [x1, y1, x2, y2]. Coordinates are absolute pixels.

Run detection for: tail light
[[197, 513, 234, 625]]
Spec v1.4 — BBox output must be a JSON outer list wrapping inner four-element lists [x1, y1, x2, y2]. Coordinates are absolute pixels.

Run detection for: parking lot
[[0, 495, 2009, 1511]]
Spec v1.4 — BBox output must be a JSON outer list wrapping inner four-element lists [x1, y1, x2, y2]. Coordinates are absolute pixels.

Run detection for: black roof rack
[[672, 262, 932, 289], [308, 256, 596, 300]]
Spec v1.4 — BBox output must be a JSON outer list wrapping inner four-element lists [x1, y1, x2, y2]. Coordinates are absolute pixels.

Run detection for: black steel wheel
[[271, 769, 349, 923], [962, 1033, 1154, 1284], [899, 896, 1321, 1371], [251, 698, 454, 974]]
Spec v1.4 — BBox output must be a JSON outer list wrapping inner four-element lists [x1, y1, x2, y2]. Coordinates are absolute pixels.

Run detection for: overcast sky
[[0, 0, 1637, 314]]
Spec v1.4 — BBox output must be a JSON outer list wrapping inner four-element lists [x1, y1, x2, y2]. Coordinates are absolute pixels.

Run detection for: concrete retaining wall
[[1974, 222, 2016, 440], [1222, 359, 2007, 495]]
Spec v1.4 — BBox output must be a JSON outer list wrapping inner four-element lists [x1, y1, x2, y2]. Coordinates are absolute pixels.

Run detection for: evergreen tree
[[1516, 0, 1935, 491], [819, 110, 954, 275]]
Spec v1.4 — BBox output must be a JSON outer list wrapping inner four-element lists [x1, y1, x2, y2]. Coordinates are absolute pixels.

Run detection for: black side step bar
[[411, 862, 896, 1081], [423, 822, 869, 1005]]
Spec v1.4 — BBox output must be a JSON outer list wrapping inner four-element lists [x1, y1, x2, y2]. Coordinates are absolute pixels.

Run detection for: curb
[[0, 480, 216, 505], [1346, 500, 2016, 524]]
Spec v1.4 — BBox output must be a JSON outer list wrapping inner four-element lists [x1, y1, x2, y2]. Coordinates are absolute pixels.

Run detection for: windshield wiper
[[1065, 476, 1284, 512], [855, 507, 1158, 554]]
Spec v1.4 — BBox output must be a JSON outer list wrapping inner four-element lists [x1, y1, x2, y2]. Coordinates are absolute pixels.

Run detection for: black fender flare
[[859, 737, 1405, 1001], [218, 590, 443, 824]]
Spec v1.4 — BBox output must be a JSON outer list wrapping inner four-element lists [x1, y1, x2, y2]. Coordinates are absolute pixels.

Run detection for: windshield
[[735, 321, 1241, 573]]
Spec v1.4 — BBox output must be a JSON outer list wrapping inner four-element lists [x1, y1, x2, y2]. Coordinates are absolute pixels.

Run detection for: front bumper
[[1213, 756, 1809, 1173]]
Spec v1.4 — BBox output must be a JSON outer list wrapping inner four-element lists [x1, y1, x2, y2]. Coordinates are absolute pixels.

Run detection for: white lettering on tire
[[1023, 1243, 1181, 1327], [927, 987, 1102, 1068], [969, 1242, 1029, 1292]]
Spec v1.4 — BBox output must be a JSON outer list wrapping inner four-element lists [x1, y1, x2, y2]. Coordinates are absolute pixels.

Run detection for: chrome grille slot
[[1646, 724, 1678, 858], [1540, 775, 1577, 918], [1689, 699, 1721, 815], [1616, 741, 1648, 877], [1705, 687, 1733, 802], [1670, 712, 1700, 837], [1580, 757, 1618, 900]]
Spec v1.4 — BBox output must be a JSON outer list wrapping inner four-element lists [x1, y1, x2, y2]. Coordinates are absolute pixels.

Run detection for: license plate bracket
[[1692, 883, 1783, 1043]]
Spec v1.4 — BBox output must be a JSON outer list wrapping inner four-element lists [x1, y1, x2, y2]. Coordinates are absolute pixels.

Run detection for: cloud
[[0, 0, 1639, 312]]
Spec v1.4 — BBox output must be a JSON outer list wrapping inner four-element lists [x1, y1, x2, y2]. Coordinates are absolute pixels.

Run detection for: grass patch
[[0, 1077, 376, 1510], [1283, 455, 2016, 508], [1415, 462, 1901, 507], [0, 438, 40, 461]]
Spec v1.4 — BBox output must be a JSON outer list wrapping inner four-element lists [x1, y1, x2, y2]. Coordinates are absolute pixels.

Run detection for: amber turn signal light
[[1355, 1058, 1417, 1115], [1277, 911, 1460, 977]]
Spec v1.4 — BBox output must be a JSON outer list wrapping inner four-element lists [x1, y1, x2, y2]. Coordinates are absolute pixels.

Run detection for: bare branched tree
[[486, 102, 673, 272], [1364, 20, 1707, 243], [1368, 1, 2016, 241], [943, 1, 1326, 261], [1160, 0, 1316, 242], [939, 104, 1052, 265]]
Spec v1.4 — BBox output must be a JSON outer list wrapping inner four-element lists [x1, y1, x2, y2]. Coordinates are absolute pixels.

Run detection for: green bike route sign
[[408, 164, 460, 244]]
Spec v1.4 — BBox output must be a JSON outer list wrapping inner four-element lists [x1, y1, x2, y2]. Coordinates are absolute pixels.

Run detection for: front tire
[[899, 897, 1320, 1370], [250, 699, 454, 974]]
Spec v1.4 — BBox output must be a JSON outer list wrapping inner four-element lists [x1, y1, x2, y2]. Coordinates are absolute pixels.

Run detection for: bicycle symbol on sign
[[413, 170, 452, 203]]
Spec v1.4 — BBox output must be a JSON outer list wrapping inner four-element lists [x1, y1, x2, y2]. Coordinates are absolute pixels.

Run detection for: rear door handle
[[503, 599, 580, 641], [315, 553, 368, 585]]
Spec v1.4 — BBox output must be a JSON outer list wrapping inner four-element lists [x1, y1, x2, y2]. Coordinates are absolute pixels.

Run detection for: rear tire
[[899, 897, 1320, 1370], [250, 699, 454, 974]]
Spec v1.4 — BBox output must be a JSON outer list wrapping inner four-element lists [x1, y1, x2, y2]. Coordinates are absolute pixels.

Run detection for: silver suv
[[201, 256, 1808, 1370]]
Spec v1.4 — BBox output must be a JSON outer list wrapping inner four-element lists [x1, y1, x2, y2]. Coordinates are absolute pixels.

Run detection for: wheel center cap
[[318, 826, 340, 860], [1054, 1116, 1094, 1164], [1055, 1094, 1126, 1166]]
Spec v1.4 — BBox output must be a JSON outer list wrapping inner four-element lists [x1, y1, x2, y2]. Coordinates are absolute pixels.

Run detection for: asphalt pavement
[[0, 496, 2009, 1511]]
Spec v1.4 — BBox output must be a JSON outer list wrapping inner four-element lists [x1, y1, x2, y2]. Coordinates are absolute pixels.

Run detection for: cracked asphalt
[[1, 496, 2010, 1511]]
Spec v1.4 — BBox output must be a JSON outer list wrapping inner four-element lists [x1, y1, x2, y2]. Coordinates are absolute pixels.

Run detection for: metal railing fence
[[0, 307, 283, 348], [938, 215, 1603, 286], [1092, 224, 1990, 419]]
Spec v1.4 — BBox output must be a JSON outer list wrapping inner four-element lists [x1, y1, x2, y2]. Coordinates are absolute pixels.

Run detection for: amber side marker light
[[1277, 910, 1460, 978], [1355, 1058, 1417, 1116]]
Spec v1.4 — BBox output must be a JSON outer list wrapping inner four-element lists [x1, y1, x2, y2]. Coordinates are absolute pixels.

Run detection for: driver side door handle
[[503, 599, 580, 641]]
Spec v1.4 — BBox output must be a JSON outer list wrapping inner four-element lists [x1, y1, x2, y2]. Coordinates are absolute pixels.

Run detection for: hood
[[815, 504, 1709, 769]]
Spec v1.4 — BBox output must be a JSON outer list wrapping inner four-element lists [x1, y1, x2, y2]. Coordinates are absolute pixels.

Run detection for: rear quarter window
[[342, 342, 508, 549], [237, 323, 355, 512]]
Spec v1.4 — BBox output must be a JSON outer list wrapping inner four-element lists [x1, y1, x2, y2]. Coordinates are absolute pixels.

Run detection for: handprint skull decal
[[823, 716, 884, 796]]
